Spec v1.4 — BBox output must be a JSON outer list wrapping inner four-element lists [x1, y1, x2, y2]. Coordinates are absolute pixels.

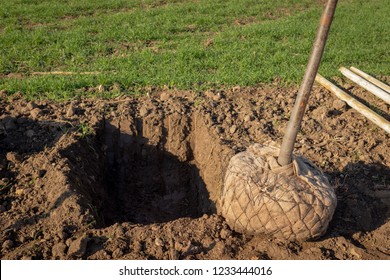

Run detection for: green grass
[[0, 0, 389, 99]]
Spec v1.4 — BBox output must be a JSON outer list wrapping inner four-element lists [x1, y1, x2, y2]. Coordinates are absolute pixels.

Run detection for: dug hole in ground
[[0, 84, 389, 260]]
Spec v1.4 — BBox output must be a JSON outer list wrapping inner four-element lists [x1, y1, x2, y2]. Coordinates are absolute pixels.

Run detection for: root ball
[[220, 143, 337, 241]]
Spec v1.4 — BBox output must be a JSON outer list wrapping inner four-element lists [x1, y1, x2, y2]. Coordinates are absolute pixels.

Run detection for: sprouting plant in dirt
[[352, 150, 361, 163], [28, 178, 36, 187], [33, 230, 43, 240], [193, 92, 204, 107], [272, 119, 280, 126], [0, 182, 12, 195], [86, 219, 97, 229], [60, 125, 71, 135], [76, 122, 95, 139]]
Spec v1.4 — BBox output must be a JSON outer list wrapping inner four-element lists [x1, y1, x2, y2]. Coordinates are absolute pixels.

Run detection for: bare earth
[[0, 83, 389, 260]]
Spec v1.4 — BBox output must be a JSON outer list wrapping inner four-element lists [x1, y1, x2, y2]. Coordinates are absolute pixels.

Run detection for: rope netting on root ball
[[220, 143, 337, 241]]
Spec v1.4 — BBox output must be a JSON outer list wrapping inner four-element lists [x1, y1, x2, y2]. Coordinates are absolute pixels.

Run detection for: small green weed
[[77, 122, 95, 138], [0, 182, 12, 195]]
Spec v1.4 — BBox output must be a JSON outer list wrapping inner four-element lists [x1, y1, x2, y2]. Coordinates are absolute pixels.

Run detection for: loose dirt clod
[[68, 236, 89, 257]]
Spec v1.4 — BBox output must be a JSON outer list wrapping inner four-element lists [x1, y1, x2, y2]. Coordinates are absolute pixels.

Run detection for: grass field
[[0, 0, 389, 99]]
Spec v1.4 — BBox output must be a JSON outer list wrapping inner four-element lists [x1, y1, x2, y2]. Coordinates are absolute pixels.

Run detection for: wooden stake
[[31, 71, 102, 76], [340, 67, 390, 105], [316, 74, 390, 134], [349, 66, 390, 93]]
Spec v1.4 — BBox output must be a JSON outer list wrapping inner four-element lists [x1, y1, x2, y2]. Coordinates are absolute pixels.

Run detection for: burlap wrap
[[220, 143, 337, 241]]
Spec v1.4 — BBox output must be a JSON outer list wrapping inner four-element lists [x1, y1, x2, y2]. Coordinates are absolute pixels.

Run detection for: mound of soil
[[0, 84, 389, 260]]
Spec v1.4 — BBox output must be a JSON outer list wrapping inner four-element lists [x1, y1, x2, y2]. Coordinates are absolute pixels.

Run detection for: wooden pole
[[316, 74, 390, 134], [340, 67, 390, 105], [278, 0, 338, 166], [349, 66, 390, 93], [31, 71, 102, 76]]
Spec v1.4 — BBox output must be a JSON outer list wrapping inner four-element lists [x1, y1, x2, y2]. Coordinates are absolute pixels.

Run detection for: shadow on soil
[[0, 116, 69, 194], [60, 118, 216, 227], [0, 117, 67, 155], [326, 161, 390, 238], [102, 120, 215, 225], [1, 117, 70, 243]]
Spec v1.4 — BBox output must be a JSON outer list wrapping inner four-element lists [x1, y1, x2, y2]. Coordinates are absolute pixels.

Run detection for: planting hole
[[65, 107, 230, 227]]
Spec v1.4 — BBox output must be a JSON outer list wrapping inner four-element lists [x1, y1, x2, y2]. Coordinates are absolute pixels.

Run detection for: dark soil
[[0, 84, 389, 260]]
